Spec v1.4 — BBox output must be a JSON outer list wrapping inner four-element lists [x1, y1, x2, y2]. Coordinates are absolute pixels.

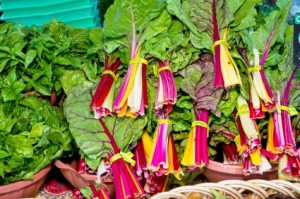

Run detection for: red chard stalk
[[90, 55, 121, 117], [223, 142, 239, 165]]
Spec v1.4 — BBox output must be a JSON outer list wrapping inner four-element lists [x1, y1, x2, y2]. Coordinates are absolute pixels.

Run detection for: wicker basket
[[151, 179, 300, 199]]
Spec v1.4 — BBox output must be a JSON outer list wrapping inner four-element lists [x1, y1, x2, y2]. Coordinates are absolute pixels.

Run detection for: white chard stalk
[[250, 81, 261, 109], [237, 95, 258, 140], [251, 48, 272, 103], [128, 62, 143, 113]]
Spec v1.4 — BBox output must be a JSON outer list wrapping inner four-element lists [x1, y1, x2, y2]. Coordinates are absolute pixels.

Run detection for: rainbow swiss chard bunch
[[166, 0, 261, 90], [147, 59, 182, 178], [179, 54, 223, 169], [103, 0, 171, 118], [98, 118, 145, 199]]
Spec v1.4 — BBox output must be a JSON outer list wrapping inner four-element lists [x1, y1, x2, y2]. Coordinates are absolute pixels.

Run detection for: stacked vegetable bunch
[[63, 0, 300, 198], [0, 21, 105, 185]]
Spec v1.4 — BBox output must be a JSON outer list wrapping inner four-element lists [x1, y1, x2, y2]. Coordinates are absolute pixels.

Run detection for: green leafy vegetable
[[64, 84, 147, 169]]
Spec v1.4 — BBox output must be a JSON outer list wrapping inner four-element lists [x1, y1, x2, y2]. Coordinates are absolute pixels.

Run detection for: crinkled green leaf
[[230, 0, 262, 31], [103, 0, 165, 39], [166, 0, 200, 37], [143, 17, 182, 60], [218, 88, 239, 117], [248, 0, 292, 52], [179, 64, 203, 100], [176, 95, 193, 109], [179, 55, 224, 114]]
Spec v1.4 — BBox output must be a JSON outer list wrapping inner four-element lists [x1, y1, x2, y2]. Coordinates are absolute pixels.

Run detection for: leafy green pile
[[0, 20, 104, 99], [0, 20, 106, 185], [0, 96, 73, 185]]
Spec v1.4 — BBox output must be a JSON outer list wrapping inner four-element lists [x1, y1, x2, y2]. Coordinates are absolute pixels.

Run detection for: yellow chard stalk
[[219, 28, 242, 88]]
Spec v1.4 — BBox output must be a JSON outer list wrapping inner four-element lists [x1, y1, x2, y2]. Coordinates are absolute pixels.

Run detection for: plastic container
[[0, 0, 75, 9], [1, 1, 98, 27], [1, 0, 94, 18], [67, 15, 101, 28]]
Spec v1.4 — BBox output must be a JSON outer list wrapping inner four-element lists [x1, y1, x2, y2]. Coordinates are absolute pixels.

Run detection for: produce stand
[[0, 0, 300, 199]]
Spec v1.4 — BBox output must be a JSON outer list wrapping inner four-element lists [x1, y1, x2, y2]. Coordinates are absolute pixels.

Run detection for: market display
[[0, 0, 300, 198]]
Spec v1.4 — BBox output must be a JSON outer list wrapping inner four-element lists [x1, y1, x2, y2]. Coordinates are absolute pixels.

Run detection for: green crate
[[66, 15, 101, 28], [0, 0, 76, 9], [0, 0, 95, 18], [1, 1, 98, 25]]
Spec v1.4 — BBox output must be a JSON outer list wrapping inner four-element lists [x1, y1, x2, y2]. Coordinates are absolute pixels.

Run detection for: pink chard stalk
[[181, 108, 210, 168], [148, 59, 181, 178], [155, 60, 177, 115], [144, 173, 168, 195], [98, 118, 144, 199], [90, 55, 121, 118], [133, 140, 148, 180], [149, 116, 171, 175], [113, 9, 148, 118], [211, 0, 223, 88], [278, 66, 300, 177]]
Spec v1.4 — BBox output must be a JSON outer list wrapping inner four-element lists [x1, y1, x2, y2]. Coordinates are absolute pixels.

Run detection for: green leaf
[[25, 49, 37, 68], [60, 70, 91, 95], [28, 123, 45, 139], [230, 0, 262, 31], [103, 0, 165, 39], [250, 0, 292, 51], [176, 96, 193, 109], [166, 0, 200, 37], [0, 150, 9, 159], [180, 63, 203, 100], [0, 58, 10, 73], [32, 82, 51, 96], [89, 28, 103, 47], [19, 96, 42, 110], [218, 89, 239, 117], [0, 161, 4, 177], [139, 10, 172, 47]]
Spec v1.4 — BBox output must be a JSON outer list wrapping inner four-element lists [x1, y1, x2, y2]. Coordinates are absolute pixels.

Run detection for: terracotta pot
[[0, 165, 52, 199], [204, 160, 278, 182], [54, 160, 114, 196]]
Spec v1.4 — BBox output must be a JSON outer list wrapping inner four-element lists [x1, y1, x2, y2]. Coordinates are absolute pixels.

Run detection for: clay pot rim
[[54, 160, 114, 184], [206, 160, 243, 173], [0, 165, 52, 193], [206, 159, 278, 174]]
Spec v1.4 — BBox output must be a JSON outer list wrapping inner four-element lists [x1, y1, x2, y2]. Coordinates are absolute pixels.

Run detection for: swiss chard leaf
[[179, 54, 224, 115], [64, 84, 148, 169]]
